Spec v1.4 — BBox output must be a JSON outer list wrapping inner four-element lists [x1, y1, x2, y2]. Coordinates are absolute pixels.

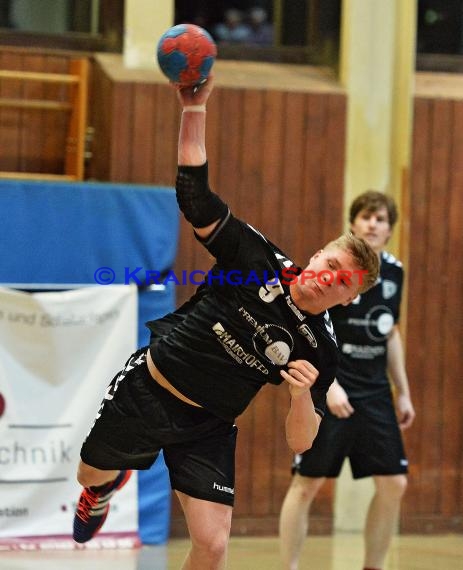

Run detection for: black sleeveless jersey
[[147, 213, 339, 421], [329, 251, 403, 400]]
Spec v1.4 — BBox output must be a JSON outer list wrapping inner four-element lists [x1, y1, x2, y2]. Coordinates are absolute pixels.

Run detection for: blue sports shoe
[[73, 470, 132, 543]]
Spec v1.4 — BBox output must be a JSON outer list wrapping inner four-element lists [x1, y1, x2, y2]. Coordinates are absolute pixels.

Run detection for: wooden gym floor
[[1, 534, 462, 569]]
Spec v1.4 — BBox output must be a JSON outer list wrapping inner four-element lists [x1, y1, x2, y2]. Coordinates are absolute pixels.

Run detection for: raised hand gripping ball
[[157, 24, 217, 87]]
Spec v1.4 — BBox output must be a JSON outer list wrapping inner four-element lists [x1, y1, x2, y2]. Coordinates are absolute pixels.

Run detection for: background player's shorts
[[293, 389, 408, 479], [80, 348, 237, 506]]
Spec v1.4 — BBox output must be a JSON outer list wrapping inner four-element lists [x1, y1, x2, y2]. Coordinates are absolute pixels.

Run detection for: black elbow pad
[[176, 162, 228, 228]]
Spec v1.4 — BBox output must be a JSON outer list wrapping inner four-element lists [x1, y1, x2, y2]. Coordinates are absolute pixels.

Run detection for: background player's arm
[[327, 378, 355, 418], [282, 360, 321, 453], [387, 325, 415, 430]]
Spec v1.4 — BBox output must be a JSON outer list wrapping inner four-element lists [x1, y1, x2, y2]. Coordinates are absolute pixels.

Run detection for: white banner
[[0, 285, 139, 550]]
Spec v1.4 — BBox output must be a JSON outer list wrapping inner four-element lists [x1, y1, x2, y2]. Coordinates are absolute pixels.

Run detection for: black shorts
[[293, 390, 408, 479], [81, 348, 237, 506]]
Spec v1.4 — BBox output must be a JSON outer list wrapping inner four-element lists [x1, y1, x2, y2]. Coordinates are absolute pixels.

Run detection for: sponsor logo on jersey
[[212, 322, 269, 374], [347, 305, 395, 341], [285, 295, 306, 322], [297, 324, 318, 348], [342, 343, 386, 359], [239, 307, 293, 365]]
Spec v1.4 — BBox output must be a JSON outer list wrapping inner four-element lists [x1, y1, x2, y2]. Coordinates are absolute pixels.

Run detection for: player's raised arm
[[175, 79, 228, 240]]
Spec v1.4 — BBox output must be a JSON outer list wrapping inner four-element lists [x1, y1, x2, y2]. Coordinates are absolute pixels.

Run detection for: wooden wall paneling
[[239, 88, 265, 229], [152, 84, 178, 186], [402, 97, 432, 530], [18, 54, 45, 174], [280, 91, 308, 261], [0, 48, 89, 179], [322, 94, 346, 243], [418, 98, 452, 521], [109, 81, 133, 181], [204, 82, 221, 189], [301, 92, 326, 255], [235, 413, 254, 520], [440, 99, 463, 527], [216, 87, 244, 214], [249, 384, 275, 518], [0, 50, 23, 172], [90, 67, 106, 180], [130, 83, 156, 184], [42, 55, 69, 175], [260, 89, 284, 244]]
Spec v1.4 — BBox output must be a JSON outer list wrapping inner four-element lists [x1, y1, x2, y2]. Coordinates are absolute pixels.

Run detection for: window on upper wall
[[416, 0, 463, 72], [0, 0, 123, 52], [175, 0, 342, 68], [3, 1, 457, 74]]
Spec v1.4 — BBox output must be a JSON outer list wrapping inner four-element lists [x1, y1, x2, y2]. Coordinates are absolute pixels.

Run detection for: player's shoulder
[[381, 251, 403, 274]]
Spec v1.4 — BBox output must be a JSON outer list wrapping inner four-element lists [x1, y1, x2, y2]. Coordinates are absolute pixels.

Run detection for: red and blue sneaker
[[73, 469, 132, 543]]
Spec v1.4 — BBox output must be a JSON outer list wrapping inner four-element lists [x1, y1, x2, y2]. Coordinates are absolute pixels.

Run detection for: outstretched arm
[[176, 78, 226, 240], [177, 81, 212, 166]]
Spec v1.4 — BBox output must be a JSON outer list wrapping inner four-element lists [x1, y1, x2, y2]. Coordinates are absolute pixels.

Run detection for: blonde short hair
[[325, 232, 379, 294]]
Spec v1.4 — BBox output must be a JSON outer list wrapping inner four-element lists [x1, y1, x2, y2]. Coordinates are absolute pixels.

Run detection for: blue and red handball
[[157, 24, 217, 87]]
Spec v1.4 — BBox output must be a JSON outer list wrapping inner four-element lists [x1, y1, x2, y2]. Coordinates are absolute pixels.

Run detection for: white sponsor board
[[0, 285, 139, 550]]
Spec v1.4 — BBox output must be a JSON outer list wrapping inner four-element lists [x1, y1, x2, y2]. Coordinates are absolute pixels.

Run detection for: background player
[[279, 190, 415, 570]]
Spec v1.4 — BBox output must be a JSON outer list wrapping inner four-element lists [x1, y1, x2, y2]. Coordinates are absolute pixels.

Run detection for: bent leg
[[77, 459, 120, 487], [73, 461, 131, 543], [279, 474, 326, 570], [364, 474, 407, 569], [176, 491, 232, 570]]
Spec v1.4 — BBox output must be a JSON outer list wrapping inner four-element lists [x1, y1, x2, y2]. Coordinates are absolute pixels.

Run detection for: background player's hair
[[349, 190, 398, 228]]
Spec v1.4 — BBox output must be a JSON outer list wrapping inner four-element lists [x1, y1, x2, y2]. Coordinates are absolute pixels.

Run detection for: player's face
[[350, 206, 391, 254], [289, 247, 363, 315]]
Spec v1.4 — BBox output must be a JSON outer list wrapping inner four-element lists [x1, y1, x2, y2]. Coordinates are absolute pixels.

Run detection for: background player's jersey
[[329, 251, 403, 400], [148, 214, 339, 421]]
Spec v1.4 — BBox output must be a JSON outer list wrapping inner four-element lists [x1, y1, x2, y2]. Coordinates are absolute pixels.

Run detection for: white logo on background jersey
[[376, 312, 394, 335], [364, 306, 395, 340], [382, 280, 397, 299]]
